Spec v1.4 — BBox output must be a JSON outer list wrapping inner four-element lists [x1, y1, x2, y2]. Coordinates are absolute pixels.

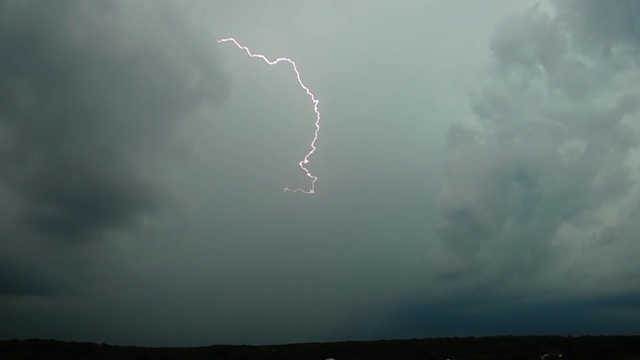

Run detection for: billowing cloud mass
[[436, 1, 640, 297], [1, 0, 639, 347]]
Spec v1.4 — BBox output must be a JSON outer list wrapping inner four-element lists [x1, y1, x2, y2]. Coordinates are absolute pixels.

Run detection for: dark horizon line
[[2, 334, 639, 349]]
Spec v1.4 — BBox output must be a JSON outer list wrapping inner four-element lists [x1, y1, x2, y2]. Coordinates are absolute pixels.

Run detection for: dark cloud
[[0, 0, 228, 297], [388, 292, 640, 339], [0, 0, 228, 247], [554, 0, 640, 56], [0, 260, 56, 297]]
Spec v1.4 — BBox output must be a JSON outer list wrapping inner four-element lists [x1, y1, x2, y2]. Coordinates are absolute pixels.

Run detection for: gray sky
[[1, 0, 639, 346]]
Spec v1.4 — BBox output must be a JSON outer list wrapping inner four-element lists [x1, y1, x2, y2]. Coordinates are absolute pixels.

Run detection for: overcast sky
[[1, 0, 639, 346]]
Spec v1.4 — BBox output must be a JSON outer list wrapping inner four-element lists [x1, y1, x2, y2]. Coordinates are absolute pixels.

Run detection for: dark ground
[[1, 335, 639, 359]]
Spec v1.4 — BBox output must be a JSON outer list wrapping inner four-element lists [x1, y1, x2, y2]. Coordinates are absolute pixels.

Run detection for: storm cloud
[[436, 1, 640, 298], [1, 0, 639, 346], [1, 0, 229, 243], [0, 0, 228, 288]]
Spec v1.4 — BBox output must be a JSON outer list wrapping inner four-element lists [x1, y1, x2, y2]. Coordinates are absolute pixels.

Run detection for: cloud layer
[[0, 0, 228, 291], [1, 0, 639, 346], [436, 1, 640, 299]]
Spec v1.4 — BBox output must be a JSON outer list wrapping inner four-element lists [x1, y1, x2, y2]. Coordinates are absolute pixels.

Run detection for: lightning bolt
[[217, 37, 320, 195]]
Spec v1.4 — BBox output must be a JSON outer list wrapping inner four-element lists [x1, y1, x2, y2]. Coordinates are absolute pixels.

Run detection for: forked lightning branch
[[217, 38, 321, 195]]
